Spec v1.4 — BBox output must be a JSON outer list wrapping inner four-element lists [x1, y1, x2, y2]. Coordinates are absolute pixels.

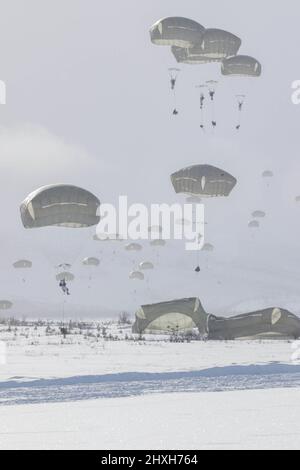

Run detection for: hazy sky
[[0, 1, 300, 317]]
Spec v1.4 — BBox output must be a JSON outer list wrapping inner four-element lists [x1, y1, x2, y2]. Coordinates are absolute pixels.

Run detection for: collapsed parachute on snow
[[171, 165, 237, 197], [133, 299, 300, 340], [20, 185, 100, 229]]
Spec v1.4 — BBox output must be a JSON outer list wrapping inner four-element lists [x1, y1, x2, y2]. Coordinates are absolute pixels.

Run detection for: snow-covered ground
[[1, 322, 300, 449], [1, 389, 300, 450]]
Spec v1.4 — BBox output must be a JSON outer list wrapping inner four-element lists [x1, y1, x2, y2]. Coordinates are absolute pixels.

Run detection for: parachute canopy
[[129, 271, 145, 281], [56, 272, 75, 282], [125, 243, 143, 252], [262, 171, 274, 178], [150, 17, 205, 48], [139, 262, 154, 271], [199, 29, 241, 59], [222, 55, 262, 77], [82, 257, 100, 267], [56, 263, 72, 270], [252, 211, 266, 219], [248, 220, 260, 228], [208, 308, 300, 340], [13, 260, 32, 269], [203, 243, 214, 252], [20, 185, 100, 229], [171, 46, 219, 65], [171, 165, 237, 198], [132, 298, 208, 335]]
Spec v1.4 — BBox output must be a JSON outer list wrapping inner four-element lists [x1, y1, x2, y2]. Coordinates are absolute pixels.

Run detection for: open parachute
[[171, 164, 237, 198], [20, 184, 100, 229]]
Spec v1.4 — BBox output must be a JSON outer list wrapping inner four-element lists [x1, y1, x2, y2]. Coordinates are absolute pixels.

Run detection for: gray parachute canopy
[[129, 271, 145, 281], [82, 257, 100, 267], [56, 272, 75, 282], [222, 55, 262, 77], [125, 243, 143, 252], [248, 220, 260, 228], [132, 298, 208, 335], [252, 210, 266, 219], [171, 46, 220, 65], [150, 17, 205, 48], [171, 164, 237, 198], [13, 260, 32, 269], [20, 184, 100, 229], [0, 300, 13, 310], [262, 170, 274, 178], [139, 261, 154, 271], [208, 308, 300, 340], [198, 28, 241, 59]]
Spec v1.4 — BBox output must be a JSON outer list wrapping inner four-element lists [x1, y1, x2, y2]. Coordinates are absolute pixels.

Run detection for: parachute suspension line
[[192, 202, 202, 273], [196, 85, 207, 132], [236, 95, 246, 131], [206, 81, 218, 132], [169, 68, 180, 116]]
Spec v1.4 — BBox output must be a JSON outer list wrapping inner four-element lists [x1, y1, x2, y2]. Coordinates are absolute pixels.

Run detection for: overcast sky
[[0, 0, 299, 318]]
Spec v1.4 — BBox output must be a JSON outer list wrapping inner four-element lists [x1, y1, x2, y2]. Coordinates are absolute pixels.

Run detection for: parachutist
[[200, 124, 205, 131], [212, 121, 217, 128], [59, 279, 70, 296], [170, 78, 176, 90], [195, 266, 201, 273], [200, 94, 205, 109], [236, 125, 241, 131], [209, 90, 215, 101], [173, 109, 179, 115]]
